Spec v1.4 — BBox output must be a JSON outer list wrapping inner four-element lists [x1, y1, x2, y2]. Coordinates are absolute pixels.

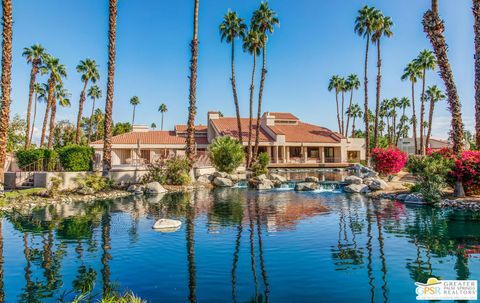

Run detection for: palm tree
[[102, 0, 118, 176], [425, 85, 445, 149], [390, 97, 399, 144], [339, 77, 347, 135], [396, 97, 411, 144], [355, 5, 380, 162], [328, 75, 343, 133], [345, 74, 360, 138], [48, 84, 71, 149], [401, 61, 422, 154], [87, 85, 102, 144], [475, 0, 480, 148], [251, 1, 279, 161], [23, 44, 46, 148], [129, 96, 140, 125], [151, 122, 156, 130], [75, 59, 100, 144], [186, 0, 200, 168], [158, 103, 167, 130], [243, 29, 263, 168], [30, 83, 47, 145], [372, 13, 393, 148], [415, 50, 436, 155], [0, 0, 12, 187], [348, 104, 363, 138], [220, 10, 247, 142], [380, 99, 391, 141]]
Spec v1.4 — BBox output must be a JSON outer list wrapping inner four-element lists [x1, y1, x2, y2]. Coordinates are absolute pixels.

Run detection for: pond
[[0, 189, 479, 302]]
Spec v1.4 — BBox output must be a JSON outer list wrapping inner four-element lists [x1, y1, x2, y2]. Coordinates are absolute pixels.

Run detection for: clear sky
[[6, 0, 476, 143]]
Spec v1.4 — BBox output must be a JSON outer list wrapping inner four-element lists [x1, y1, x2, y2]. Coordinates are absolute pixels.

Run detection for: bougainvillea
[[450, 151, 480, 195], [371, 146, 408, 176], [427, 147, 456, 160]]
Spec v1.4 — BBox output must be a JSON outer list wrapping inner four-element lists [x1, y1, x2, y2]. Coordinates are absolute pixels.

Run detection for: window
[[347, 151, 360, 162], [290, 147, 301, 157], [307, 147, 319, 158], [324, 147, 335, 158]]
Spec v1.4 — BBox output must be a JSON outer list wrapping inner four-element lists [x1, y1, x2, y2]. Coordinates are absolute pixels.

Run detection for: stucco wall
[[34, 171, 100, 191]]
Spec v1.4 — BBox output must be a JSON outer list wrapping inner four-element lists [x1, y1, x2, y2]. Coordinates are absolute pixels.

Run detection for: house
[[397, 137, 470, 154], [90, 111, 366, 168]]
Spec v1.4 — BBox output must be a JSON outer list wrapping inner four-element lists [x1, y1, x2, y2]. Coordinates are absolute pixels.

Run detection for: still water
[[0, 189, 479, 302]]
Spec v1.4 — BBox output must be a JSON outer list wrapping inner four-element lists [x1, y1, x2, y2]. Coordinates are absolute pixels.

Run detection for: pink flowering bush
[[371, 147, 408, 176], [450, 151, 480, 195]]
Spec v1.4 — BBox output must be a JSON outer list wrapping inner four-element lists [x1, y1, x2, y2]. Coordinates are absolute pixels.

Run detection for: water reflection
[[0, 189, 479, 302]]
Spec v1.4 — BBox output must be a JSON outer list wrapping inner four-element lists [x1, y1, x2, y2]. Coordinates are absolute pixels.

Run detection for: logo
[[415, 278, 477, 301]]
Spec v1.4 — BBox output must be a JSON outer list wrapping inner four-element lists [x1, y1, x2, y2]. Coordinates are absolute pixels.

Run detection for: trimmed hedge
[[15, 148, 58, 171], [57, 145, 94, 171]]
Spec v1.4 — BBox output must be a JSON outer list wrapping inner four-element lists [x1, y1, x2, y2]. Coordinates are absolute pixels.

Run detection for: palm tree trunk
[[335, 90, 341, 133], [374, 40, 382, 148], [87, 97, 96, 144], [426, 100, 435, 150], [132, 105, 136, 125], [230, 39, 242, 142], [40, 88, 52, 147], [47, 97, 56, 149], [247, 51, 257, 168], [75, 80, 88, 144], [341, 90, 345, 135], [363, 35, 371, 163], [423, 1, 465, 197], [161, 112, 164, 130], [186, 202, 197, 303], [474, 0, 480, 148], [0, 0, 12, 186], [253, 45, 267, 161], [25, 63, 38, 149], [411, 81, 418, 154], [352, 117, 356, 138], [186, 0, 200, 168], [345, 89, 354, 138], [102, 0, 118, 177], [419, 69, 427, 155], [101, 211, 111, 296], [29, 91, 38, 145]]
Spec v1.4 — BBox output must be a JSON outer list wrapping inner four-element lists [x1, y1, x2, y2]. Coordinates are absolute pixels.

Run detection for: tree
[[186, 0, 200, 168], [475, 0, 480, 148], [425, 85, 445, 148], [87, 85, 102, 144], [251, 1, 279, 161], [7, 114, 27, 152], [348, 104, 363, 138], [355, 5, 380, 162], [151, 122, 156, 130], [30, 83, 47, 146], [48, 84, 71, 149], [220, 10, 246, 142], [389, 97, 399, 144], [372, 13, 393, 148], [243, 29, 263, 168], [208, 136, 245, 173], [415, 50, 436, 155], [158, 103, 167, 130], [75, 59, 100, 144], [328, 75, 344, 133], [22, 44, 46, 148], [129, 96, 140, 125], [345, 74, 360, 138], [396, 97, 411, 144], [102, 0, 118, 176], [53, 120, 76, 149], [401, 61, 422, 154]]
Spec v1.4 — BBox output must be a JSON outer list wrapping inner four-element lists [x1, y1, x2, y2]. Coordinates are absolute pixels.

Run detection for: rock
[[270, 173, 287, 183], [213, 171, 228, 178], [295, 182, 318, 191], [196, 175, 211, 184], [127, 184, 137, 192], [345, 175, 363, 185], [344, 183, 370, 194], [228, 174, 240, 182], [213, 177, 233, 187], [305, 176, 319, 183], [395, 193, 408, 201], [236, 173, 247, 180], [152, 219, 182, 232], [404, 193, 425, 204], [77, 187, 95, 195], [248, 176, 274, 190], [364, 178, 388, 191], [257, 174, 268, 181], [257, 180, 274, 190], [363, 171, 379, 178], [145, 182, 167, 194]]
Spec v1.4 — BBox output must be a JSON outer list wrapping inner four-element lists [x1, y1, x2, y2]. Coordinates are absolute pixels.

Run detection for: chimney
[[132, 125, 149, 132], [207, 111, 220, 121]]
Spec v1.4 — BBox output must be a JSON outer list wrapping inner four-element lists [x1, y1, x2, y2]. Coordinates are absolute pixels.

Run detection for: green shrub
[[141, 162, 167, 184], [76, 174, 112, 193], [58, 145, 94, 171], [252, 152, 270, 176], [15, 148, 58, 171], [141, 157, 191, 185], [48, 177, 62, 198], [406, 154, 453, 203], [208, 136, 245, 173]]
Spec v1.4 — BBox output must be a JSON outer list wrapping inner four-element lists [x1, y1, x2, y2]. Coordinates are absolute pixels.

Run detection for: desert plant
[[208, 136, 245, 173], [48, 177, 62, 198], [164, 157, 191, 185], [252, 152, 270, 176], [58, 145, 94, 171], [76, 174, 112, 193], [371, 146, 407, 177]]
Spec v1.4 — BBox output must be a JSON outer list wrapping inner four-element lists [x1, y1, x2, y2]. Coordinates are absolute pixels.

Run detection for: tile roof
[[210, 118, 274, 142], [268, 122, 343, 143], [91, 131, 208, 145], [267, 112, 298, 120], [175, 124, 207, 132]]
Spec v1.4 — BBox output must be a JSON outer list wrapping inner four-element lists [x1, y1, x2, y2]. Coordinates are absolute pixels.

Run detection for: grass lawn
[[3, 188, 45, 199]]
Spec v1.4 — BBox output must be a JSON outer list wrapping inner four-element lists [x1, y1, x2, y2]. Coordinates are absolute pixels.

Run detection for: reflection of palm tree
[[231, 208, 243, 303], [255, 197, 270, 303], [247, 198, 258, 302], [24, 233, 33, 298], [0, 219, 4, 302], [366, 202, 375, 303], [186, 198, 197, 303], [373, 202, 388, 303], [101, 210, 112, 296]]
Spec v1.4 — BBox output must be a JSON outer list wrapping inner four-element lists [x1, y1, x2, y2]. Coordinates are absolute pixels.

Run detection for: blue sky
[[7, 0, 475, 143]]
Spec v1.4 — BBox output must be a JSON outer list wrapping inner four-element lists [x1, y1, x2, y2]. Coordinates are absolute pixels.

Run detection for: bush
[[15, 148, 58, 171], [252, 152, 270, 176], [371, 146, 407, 177], [141, 157, 191, 186], [406, 154, 453, 203], [450, 151, 480, 195], [48, 177, 62, 198], [76, 174, 112, 193], [208, 136, 245, 173], [58, 145, 94, 171]]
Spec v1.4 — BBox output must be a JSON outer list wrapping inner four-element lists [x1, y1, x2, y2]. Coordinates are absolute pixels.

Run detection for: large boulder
[[127, 184, 138, 192], [213, 171, 229, 179], [305, 176, 319, 183], [248, 175, 274, 190], [363, 178, 388, 191], [257, 174, 269, 181], [152, 219, 182, 232], [213, 177, 233, 187], [270, 173, 287, 183], [196, 175, 211, 184], [257, 179, 274, 190], [344, 183, 370, 194], [228, 174, 240, 182], [145, 182, 167, 194], [295, 182, 318, 191], [344, 175, 363, 185], [404, 193, 426, 204]]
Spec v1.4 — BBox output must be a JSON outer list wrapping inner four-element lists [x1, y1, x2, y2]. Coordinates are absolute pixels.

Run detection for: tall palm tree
[[220, 10, 247, 142], [48, 84, 71, 149], [129, 96, 140, 125], [425, 85, 445, 149], [75, 59, 100, 144], [415, 50, 436, 155], [396, 97, 411, 144], [158, 103, 167, 130], [339, 77, 347, 135], [401, 61, 422, 154], [87, 85, 102, 144], [0, 0, 12, 187], [328, 75, 343, 133], [475, 0, 480, 148], [348, 104, 363, 138], [390, 97, 399, 144], [102, 0, 118, 176], [186, 0, 200, 168], [39, 83, 51, 147], [243, 29, 263, 168], [380, 99, 391, 141], [23, 44, 46, 148], [251, 1, 279, 161], [30, 83, 47, 145], [355, 5, 380, 162], [345, 74, 360, 138], [372, 13, 393, 148], [151, 122, 156, 130]]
